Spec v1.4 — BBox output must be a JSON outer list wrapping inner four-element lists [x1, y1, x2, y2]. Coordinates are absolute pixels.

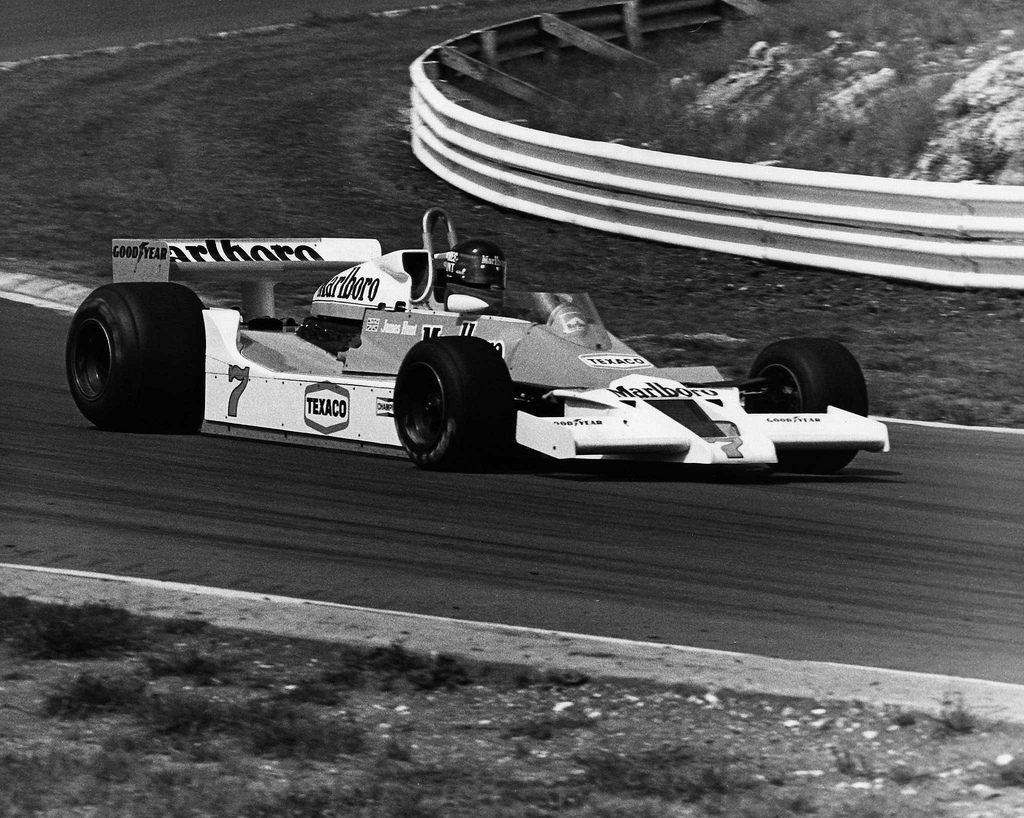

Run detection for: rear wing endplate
[[112, 237, 382, 318]]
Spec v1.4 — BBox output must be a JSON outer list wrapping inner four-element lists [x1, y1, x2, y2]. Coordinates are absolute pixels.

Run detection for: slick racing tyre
[[66, 283, 206, 433], [746, 337, 868, 474], [394, 336, 514, 471]]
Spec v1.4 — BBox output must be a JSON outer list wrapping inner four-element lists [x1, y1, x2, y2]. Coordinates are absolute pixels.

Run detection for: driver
[[442, 239, 506, 313]]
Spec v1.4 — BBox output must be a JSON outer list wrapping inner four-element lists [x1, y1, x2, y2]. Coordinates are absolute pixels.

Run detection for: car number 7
[[227, 365, 250, 417]]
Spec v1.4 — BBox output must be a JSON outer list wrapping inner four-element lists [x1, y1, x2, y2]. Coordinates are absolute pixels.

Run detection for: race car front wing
[[515, 376, 890, 464]]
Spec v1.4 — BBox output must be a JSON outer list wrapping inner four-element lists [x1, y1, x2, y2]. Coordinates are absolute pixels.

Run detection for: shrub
[[245, 701, 366, 759], [44, 672, 148, 718], [364, 643, 474, 691], [7, 600, 146, 659], [576, 744, 752, 801]]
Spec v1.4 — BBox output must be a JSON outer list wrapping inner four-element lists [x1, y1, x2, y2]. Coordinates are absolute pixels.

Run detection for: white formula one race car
[[66, 208, 889, 473]]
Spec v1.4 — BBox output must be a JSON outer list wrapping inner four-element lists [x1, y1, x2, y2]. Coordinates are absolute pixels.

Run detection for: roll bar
[[417, 207, 459, 304]]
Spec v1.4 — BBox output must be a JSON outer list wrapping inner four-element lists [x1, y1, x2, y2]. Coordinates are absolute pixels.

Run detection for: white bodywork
[[200, 309, 889, 464]]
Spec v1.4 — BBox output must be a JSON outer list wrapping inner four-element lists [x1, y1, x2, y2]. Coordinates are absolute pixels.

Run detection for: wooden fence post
[[479, 29, 499, 66], [623, 0, 642, 51]]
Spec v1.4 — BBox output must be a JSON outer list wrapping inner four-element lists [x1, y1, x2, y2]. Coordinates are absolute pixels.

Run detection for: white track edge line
[[876, 416, 1024, 435]]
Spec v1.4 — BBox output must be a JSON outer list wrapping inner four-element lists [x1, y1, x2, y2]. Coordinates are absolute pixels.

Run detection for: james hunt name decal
[[578, 354, 652, 369], [304, 382, 350, 434]]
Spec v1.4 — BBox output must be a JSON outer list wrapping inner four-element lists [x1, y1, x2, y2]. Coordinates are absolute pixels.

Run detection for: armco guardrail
[[410, 0, 1024, 290]]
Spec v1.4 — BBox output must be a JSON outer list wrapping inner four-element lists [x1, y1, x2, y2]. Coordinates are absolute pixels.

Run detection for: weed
[[936, 693, 976, 736], [246, 700, 366, 760], [141, 689, 367, 759], [44, 672, 148, 718], [890, 709, 917, 728], [364, 643, 474, 691], [888, 762, 923, 785], [145, 689, 244, 736], [576, 744, 750, 801], [383, 735, 414, 762], [5, 598, 145, 659], [832, 745, 874, 777], [0, 749, 82, 815], [321, 657, 366, 690]]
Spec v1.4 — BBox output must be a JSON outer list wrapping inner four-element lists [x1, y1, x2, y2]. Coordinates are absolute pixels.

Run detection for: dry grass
[[524, 0, 1024, 176], [5, 597, 1024, 817]]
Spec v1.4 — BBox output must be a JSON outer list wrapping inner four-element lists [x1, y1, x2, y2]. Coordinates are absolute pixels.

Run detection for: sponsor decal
[[765, 416, 821, 423], [112, 241, 168, 260], [169, 239, 322, 264], [579, 354, 652, 369], [376, 396, 394, 417], [314, 265, 382, 303], [557, 310, 588, 335], [418, 323, 504, 357], [444, 250, 503, 268], [304, 382, 350, 434], [609, 383, 721, 400], [553, 418, 603, 426]]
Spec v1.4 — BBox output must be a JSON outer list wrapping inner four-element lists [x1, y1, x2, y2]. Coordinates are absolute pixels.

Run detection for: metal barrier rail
[[409, 0, 1024, 290]]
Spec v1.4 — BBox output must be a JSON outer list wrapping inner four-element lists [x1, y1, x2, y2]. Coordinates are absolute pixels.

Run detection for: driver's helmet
[[442, 239, 506, 311]]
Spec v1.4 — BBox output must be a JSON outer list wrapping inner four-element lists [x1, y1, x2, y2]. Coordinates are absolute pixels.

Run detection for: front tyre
[[65, 283, 206, 433], [746, 337, 868, 474], [394, 336, 514, 470]]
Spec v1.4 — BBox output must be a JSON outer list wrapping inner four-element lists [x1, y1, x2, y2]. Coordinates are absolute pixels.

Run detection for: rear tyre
[[746, 337, 868, 474], [394, 336, 514, 470], [65, 283, 206, 433]]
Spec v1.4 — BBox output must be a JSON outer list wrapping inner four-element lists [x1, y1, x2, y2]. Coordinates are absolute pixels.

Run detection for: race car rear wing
[[112, 237, 382, 318]]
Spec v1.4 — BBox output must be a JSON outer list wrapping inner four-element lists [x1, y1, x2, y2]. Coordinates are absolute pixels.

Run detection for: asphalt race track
[[3, 2, 1023, 690], [0, 0, 449, 63], [3, 297, 1023, 684]]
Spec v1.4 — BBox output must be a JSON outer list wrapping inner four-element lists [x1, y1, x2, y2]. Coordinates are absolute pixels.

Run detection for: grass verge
[[4, 596, 1024, 817]]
